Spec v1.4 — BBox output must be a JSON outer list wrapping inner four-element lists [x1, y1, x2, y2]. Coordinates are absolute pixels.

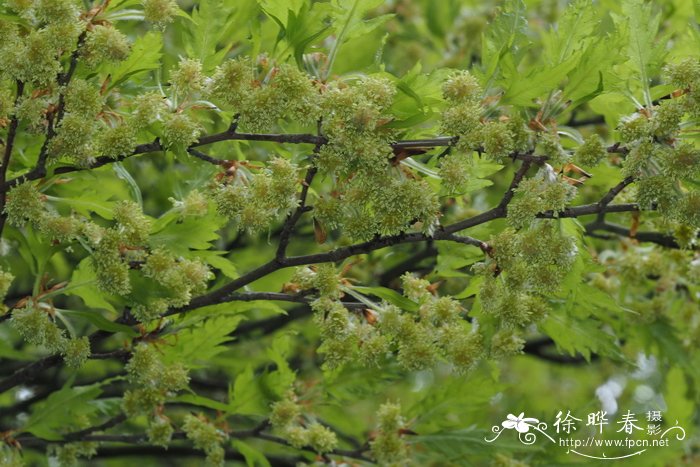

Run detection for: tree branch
[[0, 80, 25, 237], [276, 165, 318, 261], [585, 221, 681, 249], [16, 426, 372, 462]]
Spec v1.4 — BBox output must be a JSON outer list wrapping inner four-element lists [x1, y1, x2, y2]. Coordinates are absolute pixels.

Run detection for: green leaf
[[113, 163, 142, 207], [617, 0, 665, 107], [664, 367, 693, 427], [646, 319, 696, 378], [232, 440, 272, 467], [185, 0, 242, 71], [46, 195, 115, 220], [436, 242, 483, 278], [502, 58, 579, 106], [258, 0, 304, 27], [480, 0, 529, 82], [263, 332, 296, 397], [149, 215, 223, 254], [326, 0, 392, 77], [104, 32, 162, 89], [23, 382, 103, 440], [65, 258, 117, 313], [542, 0, 598, 65], [410, 427, 537, 461], [230, 365, 268, 416], [174, 393, 232, 412], [162, 315, 244, 368], [196, 251, 238, 279], [60, 309, 138, 337], [539, 312, 624, 361]]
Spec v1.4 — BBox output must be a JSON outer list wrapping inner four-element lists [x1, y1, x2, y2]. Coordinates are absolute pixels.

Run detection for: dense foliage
[[0, 0, 699, 465]]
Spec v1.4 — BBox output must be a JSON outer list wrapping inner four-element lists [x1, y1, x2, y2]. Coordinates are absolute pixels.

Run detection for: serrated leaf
[[162, 315, 243, 368], [232, 440, 271, 467], [542, 0, 597, 65], [195, 251, 238, 279], [436, 242, 483, 278], [230, 365, 268, 415], [263, 333, 296, 397], [185, 0, 240, 71], [664, 367, 693, 428], [502, 58, 579, 106], [410, 427, 537, 461], [104, 32, 162, 89], [480, 0, 529, 82], [23, 382, 103, 440], [646, 319, 696, 377], [174, 393, 232, 412], [149, 215, 222, 254], [258, 0, 304, 26], [47, 194, 115, 220], [326, 0, 391, 76], [539, 312, 623, 361], [65, 258, 117, 313], [617, 0, 666, 107]]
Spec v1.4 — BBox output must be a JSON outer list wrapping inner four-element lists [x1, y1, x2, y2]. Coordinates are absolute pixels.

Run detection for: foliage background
[[0, 0, 699, 465]]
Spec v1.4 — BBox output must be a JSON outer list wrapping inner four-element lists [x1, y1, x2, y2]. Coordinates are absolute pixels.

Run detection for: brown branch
[[0, 355, 62, 394], [276, 165, 318, 261], [595, 176, 635, 224], [585, 221, 681, 249], [0, 80, 25, 237], [186, 148, 226, 165], [537, 202, 640, 219], [220, 291, 367, 310], [63, 414, 128, 442]]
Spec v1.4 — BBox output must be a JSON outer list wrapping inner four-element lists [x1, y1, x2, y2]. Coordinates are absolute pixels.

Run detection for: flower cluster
[[48, 78, 106, 164], [143, 0, 180, 28], [315, 171, 440, 241], [83, 25, 131, 67], [290, 263, 485, 374], [317, 77, 396, 176], [269, 392, 338, 454], [207, 59, 321, 131], [441, 71, 483, 153], [0, 269, 14, 314], [473, 222, 575, 346], [10, 303, 91, 367], [507, 165, 577, 229], [211, 157, 300, 234], [182, 414, 228, 467], [612, 59, 700, 238], [313, 76, 440, 240], [169, 189, 210, 219], [122, 343, 189, 445], [371, 402, 410, 465], [136, 248, 213, 318], [50, 442, 97, 467], [574, 134, 608, 167], [91, 201, 151, 296]]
